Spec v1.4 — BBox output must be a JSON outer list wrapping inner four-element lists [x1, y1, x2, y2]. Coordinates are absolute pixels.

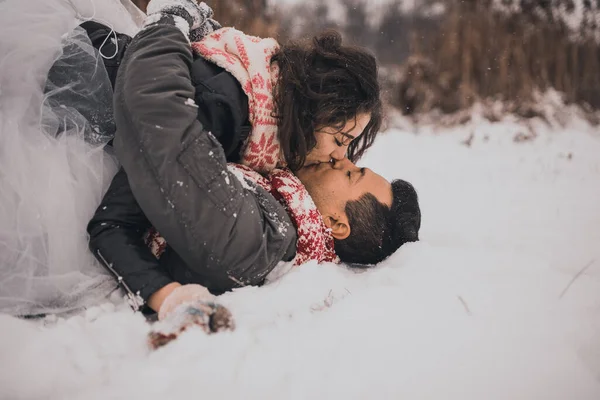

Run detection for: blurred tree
[[391, 0, 600, 119], [204, 0, 278, 37], [343, 0, 372, 47], [375, 2, 407, 64], [375, 1, 441, 65], [277, 0, 340, 42]]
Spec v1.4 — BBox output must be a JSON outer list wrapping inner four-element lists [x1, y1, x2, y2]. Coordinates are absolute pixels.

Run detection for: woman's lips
[[305, 158, 333, 167]]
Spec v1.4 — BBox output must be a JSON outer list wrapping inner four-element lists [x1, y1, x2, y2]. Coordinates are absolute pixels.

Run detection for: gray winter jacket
[[107, 23, 296, 298]]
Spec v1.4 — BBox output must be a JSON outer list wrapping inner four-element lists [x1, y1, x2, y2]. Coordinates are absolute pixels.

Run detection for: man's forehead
[[364, 169, 393, 207]]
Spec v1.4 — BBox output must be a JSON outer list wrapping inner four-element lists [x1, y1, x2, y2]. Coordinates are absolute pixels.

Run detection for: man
[[87, 0, 421, 325]]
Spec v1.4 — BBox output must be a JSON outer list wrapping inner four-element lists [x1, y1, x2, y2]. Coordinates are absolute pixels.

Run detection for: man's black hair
[[334, 179, 421, 266]]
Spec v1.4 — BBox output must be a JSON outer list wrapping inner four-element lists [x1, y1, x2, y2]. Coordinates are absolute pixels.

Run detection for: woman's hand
[[148, 283, 235, 348], [157, 283, 214, 320], [144, 0, 221, 42], [147, 282, 182, 312]]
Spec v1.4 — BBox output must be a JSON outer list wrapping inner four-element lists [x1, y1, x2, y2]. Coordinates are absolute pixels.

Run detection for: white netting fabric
[[0, 0, 143, 316]]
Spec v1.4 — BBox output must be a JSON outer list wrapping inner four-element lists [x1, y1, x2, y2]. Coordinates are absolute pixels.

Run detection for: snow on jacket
[[87, 23, 297, 308]]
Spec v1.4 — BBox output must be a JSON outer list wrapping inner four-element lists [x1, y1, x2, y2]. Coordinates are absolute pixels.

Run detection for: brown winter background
[[131, 0, 600, 125]]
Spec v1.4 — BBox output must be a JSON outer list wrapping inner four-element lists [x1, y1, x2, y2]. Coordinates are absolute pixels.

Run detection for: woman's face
[[303, 113, 371, 167]]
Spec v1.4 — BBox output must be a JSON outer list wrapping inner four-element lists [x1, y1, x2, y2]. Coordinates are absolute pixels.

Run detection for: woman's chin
[[296, 160, 331, 181]]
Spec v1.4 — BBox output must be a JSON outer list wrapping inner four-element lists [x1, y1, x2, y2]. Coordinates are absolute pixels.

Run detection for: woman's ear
[[323, 215, 351, 240]]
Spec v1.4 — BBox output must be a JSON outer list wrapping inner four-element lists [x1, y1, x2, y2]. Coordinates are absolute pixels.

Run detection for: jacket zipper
[[95, 249, 144, 311]]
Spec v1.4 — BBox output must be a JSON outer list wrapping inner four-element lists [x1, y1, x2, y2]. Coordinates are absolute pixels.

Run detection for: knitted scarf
[[146, 166, 339, 267], [191, 27, 282, 173], [227, 165, 339, 266]]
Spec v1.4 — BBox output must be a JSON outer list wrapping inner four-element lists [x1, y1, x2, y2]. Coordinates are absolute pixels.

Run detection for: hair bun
[[314, 30, 343, 52]]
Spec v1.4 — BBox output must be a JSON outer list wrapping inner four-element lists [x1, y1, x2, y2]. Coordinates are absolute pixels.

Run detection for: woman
[[86, 0, 387, 324]]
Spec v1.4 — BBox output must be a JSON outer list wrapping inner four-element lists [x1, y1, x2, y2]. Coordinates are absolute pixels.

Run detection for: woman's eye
[[347, 171, 352, 179], [335, 138, 344, 147]]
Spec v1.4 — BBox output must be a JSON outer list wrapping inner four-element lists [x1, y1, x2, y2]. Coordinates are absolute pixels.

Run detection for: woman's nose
[[330, 147, 347, 161], [331, 157, 351, 169]]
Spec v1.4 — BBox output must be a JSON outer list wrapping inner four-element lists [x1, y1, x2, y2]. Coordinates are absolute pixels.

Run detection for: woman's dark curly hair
[[271, 30, 382, 171]]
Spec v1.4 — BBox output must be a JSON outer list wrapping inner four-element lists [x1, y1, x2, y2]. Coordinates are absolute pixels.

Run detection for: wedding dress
[[0, 0, 144, 315]]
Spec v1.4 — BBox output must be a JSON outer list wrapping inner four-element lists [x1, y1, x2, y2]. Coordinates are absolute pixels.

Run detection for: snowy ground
[[1, 119, 600, 399]]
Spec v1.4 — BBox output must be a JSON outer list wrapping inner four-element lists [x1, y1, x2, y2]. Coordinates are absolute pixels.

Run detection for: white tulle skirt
[[0, 0, 144, 316]]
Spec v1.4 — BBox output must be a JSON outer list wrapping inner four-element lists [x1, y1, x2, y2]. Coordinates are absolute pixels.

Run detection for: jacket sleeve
[[112, 24, 296, 293], [87, 167, 174, 306]]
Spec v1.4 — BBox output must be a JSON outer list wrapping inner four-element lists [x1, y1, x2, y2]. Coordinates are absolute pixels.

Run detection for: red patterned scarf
[[146, 166, 339, 267], [227, 165, 339, 266], [191, 28, 282, 173]]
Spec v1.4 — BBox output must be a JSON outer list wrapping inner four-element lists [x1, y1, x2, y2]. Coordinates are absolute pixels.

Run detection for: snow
[[1, 117, 600, 399], [222, 170, 231, 185], [1, 0, 598, 396], [184, 98, 198, 108]]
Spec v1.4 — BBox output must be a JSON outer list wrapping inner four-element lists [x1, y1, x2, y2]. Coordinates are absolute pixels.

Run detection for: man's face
[[296, 158, 392, 239]]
